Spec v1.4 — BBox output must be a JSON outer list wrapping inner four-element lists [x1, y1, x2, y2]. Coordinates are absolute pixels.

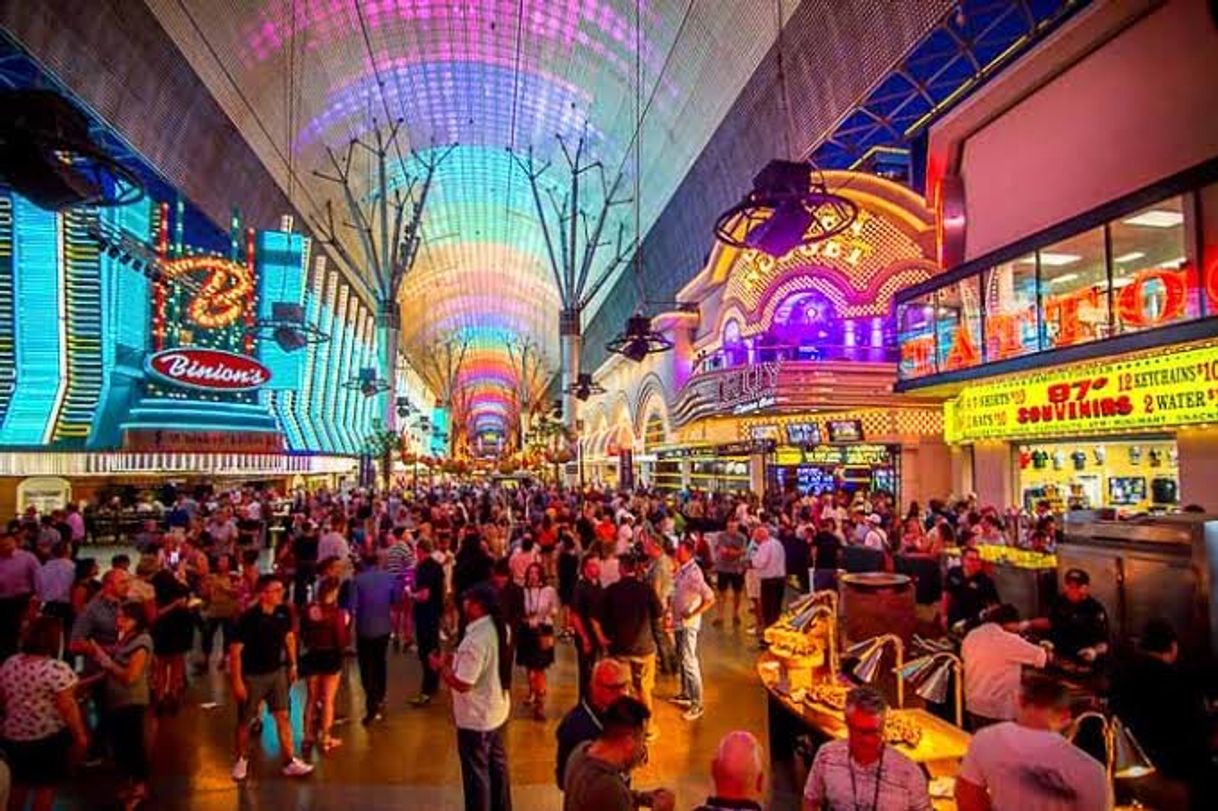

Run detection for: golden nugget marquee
[[579, 171, 951, 504]]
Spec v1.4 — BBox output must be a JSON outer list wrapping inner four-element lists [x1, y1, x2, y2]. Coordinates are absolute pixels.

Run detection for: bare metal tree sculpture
[[409, 330, 470, 456], [511, 132, 632, 431], [311, 119, 455, 431], [506, 337, 552, 452]]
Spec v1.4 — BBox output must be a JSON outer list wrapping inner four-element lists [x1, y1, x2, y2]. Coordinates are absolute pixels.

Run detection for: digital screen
[[797, 466, 838, 495], [786, 422, 822, 445], [827, 420, 865, 442]]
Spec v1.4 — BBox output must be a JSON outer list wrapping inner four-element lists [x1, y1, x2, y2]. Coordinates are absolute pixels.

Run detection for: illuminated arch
[[632, 373, 671, 441]]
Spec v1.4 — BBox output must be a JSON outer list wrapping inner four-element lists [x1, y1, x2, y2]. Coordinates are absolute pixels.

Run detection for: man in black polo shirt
[[229, 575, 313, 781], [1030, 568, 1109, 667], [942, 547, 1000, 632], [600, 553, 664, 741], [554, 657, 630, 788]]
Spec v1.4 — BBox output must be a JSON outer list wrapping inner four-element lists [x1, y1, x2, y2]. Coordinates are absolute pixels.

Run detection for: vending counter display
[[1017, 439, 1178, 514], [757, 593, 971, 809]]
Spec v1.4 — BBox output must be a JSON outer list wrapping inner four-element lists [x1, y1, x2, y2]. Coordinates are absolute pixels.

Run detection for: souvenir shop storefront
[[935, 342, 1218, 513], [898, 0, 1218, 511]]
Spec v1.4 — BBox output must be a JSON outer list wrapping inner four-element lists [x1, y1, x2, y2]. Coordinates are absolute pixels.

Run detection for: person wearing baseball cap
[[1027, 568, 1109, 667]]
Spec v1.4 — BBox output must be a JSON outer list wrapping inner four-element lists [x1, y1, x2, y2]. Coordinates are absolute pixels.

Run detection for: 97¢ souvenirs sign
[[944, 345, 1218, 442]]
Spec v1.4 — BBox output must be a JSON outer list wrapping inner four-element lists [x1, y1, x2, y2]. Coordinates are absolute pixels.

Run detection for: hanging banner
[[945, 344, 1218, 442]]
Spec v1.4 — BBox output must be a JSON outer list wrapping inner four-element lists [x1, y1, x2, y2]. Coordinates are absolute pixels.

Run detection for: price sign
[[945, 344, 1218, 442]]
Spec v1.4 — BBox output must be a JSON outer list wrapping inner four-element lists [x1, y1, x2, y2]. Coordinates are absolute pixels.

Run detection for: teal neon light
[[1, 197, 64, 445]]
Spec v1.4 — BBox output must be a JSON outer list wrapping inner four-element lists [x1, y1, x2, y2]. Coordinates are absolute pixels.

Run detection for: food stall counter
[[757, 652, 969, 809]]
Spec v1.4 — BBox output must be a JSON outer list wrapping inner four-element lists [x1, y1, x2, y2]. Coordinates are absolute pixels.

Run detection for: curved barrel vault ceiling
[[143, 0, 798, 432]]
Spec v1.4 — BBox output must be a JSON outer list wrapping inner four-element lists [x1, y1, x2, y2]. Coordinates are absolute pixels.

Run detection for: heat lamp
[[714, 160, 858, 258], [606, 313, 673, 363], [247, 302, 330, 353], [342, 367, 390, 397], [564, 373, 606, 402]]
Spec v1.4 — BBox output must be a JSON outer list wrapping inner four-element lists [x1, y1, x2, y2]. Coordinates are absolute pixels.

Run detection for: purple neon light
[[240, 0, 670, 85]]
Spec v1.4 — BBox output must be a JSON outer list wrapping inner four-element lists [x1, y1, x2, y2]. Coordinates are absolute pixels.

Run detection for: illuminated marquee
[[161, 256, 255, 329], [944, 344, 1218, 442]]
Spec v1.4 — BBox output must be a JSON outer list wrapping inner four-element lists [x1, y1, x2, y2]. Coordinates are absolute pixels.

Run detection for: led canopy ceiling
[[144, 0, 796, 433]]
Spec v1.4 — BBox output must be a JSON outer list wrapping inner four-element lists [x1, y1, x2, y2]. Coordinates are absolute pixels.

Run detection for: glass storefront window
[[1110, 195, 1198, 334], [984, 256, 1038, 361], [1195, 182, 1218, 314], [936, 276, 982, 371], [897, 292, 936, 378], [1038, 227, 1108, 349]]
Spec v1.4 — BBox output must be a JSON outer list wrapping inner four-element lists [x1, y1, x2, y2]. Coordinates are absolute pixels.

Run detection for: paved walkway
[[61, 611, 794, 810]]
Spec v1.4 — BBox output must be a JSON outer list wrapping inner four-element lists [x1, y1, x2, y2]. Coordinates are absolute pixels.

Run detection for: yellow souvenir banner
[[945, 344, 1218, 442]]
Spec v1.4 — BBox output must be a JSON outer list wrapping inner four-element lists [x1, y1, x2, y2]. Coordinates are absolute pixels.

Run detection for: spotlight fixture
[[246, 302, 330, 353], [714, 159, 858, 257], [342, 367, 390, 398], [564, 372, 605, 402], [606, 314, 673, 363]]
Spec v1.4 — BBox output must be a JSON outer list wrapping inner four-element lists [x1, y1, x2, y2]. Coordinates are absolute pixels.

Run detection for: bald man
[[693, 731, 766, 810], [555, 658, 631, 788]]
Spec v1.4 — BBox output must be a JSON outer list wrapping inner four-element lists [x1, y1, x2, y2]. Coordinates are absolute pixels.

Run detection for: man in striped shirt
[[385, 527, 416, 650]]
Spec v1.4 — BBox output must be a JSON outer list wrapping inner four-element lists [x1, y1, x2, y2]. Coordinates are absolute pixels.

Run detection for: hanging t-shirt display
[[1018, 440, 1178, 513]]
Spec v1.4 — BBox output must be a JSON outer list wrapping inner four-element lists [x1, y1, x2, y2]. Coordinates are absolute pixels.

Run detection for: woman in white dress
[[517, 562, 558, 721]]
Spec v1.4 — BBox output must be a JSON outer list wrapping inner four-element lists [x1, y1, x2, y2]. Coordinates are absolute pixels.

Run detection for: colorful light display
[[0, 182, 398, 455], [690, 171, 939, 366], [160, 256, 256, 329], [145, 0, 794, 432]]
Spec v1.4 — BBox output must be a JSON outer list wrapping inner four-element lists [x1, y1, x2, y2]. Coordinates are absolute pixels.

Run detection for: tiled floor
[[62, 614, 793, 810]]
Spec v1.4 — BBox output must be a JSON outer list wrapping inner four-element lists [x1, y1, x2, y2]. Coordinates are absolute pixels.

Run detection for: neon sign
[[161, 256, 256, 329], [944, 344, 1218, 442], [931, 266, 1201, 371], [146, 348, 270, 392]]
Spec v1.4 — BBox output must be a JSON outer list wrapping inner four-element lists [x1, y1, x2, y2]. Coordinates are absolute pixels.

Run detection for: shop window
[[935, 276, 982, 372], [984, 256, 1038, 361], [1110, 195, 1198, 334], [1038, 227, 1108, 349], [1199, 182, 1218, 314], [897, 292, 936, 378]]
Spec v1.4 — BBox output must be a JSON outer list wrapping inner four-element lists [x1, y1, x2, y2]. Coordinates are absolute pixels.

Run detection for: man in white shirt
[[956, 679, 1111, 811], [430, 583, 512, 811], [962, 604, 1049, 728], [749, 527, 786, 632], [862, 514, 888, 551], [670, 538, 715, 721]]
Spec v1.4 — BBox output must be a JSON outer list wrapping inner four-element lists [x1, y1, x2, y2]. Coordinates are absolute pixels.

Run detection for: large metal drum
[[840, 572, 916, 645]]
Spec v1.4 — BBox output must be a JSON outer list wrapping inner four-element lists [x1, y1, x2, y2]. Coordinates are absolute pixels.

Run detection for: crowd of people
[[0, 480, 1211, 810]]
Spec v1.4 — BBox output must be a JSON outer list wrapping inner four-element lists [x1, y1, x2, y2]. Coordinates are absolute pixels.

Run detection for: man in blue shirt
[[351, 551, 400, 724]]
